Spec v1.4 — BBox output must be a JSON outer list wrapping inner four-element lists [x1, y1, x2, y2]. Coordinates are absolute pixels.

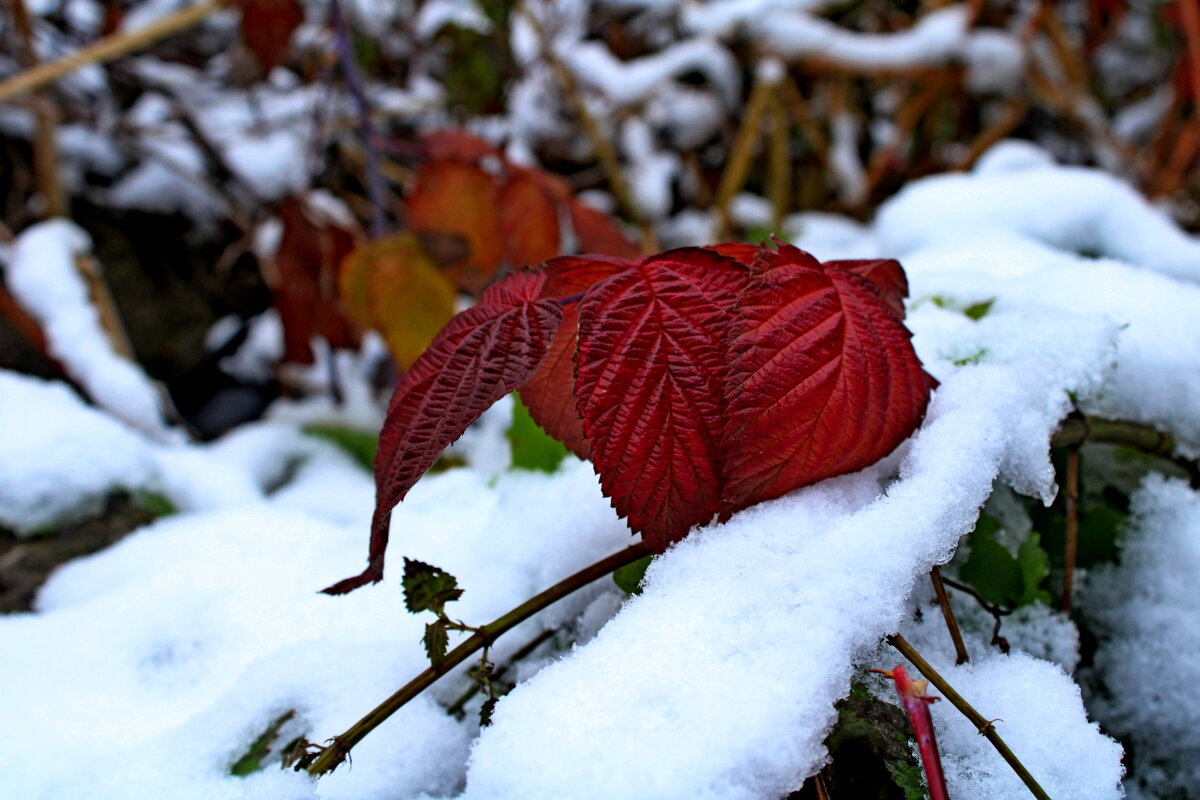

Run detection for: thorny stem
[[329, 0, 387, 238], [446, 628, 556, 719], [929, 566, 969, 664], [1060, 444, 1080, 612], [886, 634, 1052, 800], [302, 542, 650, 776]]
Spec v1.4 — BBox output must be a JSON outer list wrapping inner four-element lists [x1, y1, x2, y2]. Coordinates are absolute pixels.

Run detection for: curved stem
[[304, 542, 650, 776], [887, 634, 1052, 800], [930, 565, 969, 664], [1051, 415, 1199, 488]]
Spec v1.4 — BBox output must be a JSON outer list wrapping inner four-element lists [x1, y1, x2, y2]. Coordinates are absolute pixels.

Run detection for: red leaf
[[265, 195, 361, 364], [826, 258, 910, 319], [885, 665, 950, 800], [575, 249, 748, 550], [497, 171, 562, 270], [520, 255, 631, 459], [568, 199, 642, 259], [323, 270, 563, 594], [420, 129, 502, 163], [721, 244, 933, 513], [236, 0, 303, 71]]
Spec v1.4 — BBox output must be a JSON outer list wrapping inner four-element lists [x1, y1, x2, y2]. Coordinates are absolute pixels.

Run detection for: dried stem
[[714, 73, 775, 239], [303, 542, 650, 776], [329, 0, 387, 238], [865, 75, 945, 195], [940, 574, 1011, 653], [780, 78, 829, 160], [955, 98, 1028, 171], [1179, 0, 1200, 114], [0, 0, 224, 103], [886, 634, 1052, 800], [1060, 444, 1080, 612], [10, 0, 65, 217], [930, 565, 969, 664], [767, 86, 791, 233], [1051, 415, 1199, 487]]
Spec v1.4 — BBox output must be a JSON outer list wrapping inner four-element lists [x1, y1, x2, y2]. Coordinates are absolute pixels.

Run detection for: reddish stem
[[882, 664, 952, 800]]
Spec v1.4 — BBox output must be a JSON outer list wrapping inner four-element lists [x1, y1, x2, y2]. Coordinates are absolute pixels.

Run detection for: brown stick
[[930, 565, 970, 664], [767, 86, 791, 234], [865, 76, 945, 195], [1060, 445, 1080, 612], [10, 0, 66, 216], [0, 0, 224, 104], [780, 78, 829, 160], [713, 73, 775, 239], [955, 99, 1028, 171]]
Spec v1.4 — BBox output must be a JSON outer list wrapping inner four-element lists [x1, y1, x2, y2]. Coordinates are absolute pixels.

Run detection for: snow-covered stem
[[1060, 444, 1080, 612], [930, 565, 969, 664], [0, 0, 224, 103], [304, 542, 650, 777], [329, 0, 387, 238], [886, 634, 1052, 800], [1051, 416, 1200, 487]]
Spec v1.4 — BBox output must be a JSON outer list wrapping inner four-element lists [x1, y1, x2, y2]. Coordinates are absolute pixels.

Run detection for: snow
[[1081, 476, 1200, 799], [4, 220, 175, 439], [564, 39, 741, 108], [0, 371, 159, 534]]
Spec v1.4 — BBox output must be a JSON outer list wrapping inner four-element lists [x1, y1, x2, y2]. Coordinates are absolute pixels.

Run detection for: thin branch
[[1051, 415, 1199, 487], [1060, 444, 1080, 612], [446, 627, 556, 719], [713, 70, 775, 239], [767, 86, 791, 234], [10, 0, 66, 217], [954, 98, 1028, 171], [886, 634, 1052, 800], [302, 542, 650, 776], [940, 574, 1011, 654], [930, 565, 970, 664], [0, 0, 224, 103], [329, 0, 387, 238]]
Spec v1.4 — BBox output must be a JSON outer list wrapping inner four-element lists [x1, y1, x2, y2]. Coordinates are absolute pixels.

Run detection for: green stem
[[887, 634, 1052, 800], [304, 542, 650, 776]]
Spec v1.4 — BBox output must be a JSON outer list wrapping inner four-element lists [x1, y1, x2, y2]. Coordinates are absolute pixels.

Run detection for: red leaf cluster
[[325, 242, 935, 594], [406, 131, 640, 294], [235, 0, 303, 72]]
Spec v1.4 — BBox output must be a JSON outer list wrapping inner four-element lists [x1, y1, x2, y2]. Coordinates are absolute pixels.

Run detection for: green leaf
[[508, 393, 570, 473], [479, 696, 498, 727], [1015, 532, 1052, 606], [303, 424, 377, 471], [229, 710, 297, 776], [613, 554, 653, 596], [963, 299, 995, 320], [133, 490, 176, 518], [960, 533, 1023, 607], [402, 558, 463, 613], [423, 621, 449, 668], [1039, 506, 1126, 569]]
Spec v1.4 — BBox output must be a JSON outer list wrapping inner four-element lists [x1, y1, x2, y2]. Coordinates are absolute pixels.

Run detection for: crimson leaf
[[575, 248, 748, 551], [721, 244, 934, 513], [322, 271, 563, 594]]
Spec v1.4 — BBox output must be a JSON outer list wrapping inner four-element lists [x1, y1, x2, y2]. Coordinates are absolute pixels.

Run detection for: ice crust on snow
[[1081, 477, 1200, 799], [4, 220, 174, 438]]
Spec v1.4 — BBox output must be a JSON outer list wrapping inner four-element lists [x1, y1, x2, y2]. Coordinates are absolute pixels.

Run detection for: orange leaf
[[339, 233, 457, 370], [498, 171, 562, 269], [407, 161, 504, 294], [267, 194, 361, 364]]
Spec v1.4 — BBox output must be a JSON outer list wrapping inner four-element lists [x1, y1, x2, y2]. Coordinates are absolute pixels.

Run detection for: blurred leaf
[[133, 490, 176, 518], [1015, 532, 1052, 606], [963, 299, 995, 321], [613, 554, 652, 596], [440, 26, 509, 115], [508, 393, 570, 473], [229, 710, 297, 776], [304, 423, 377, 471], [1040, 506, 1126, 569], [568, 199, 641, 259], [407, 159, 504, 294], [264, 194, 361, 364], [498, 171, 563, 269], [339, 232, 457, 369], [402, 558, 463, 613], [236, 0, 303, 71]]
